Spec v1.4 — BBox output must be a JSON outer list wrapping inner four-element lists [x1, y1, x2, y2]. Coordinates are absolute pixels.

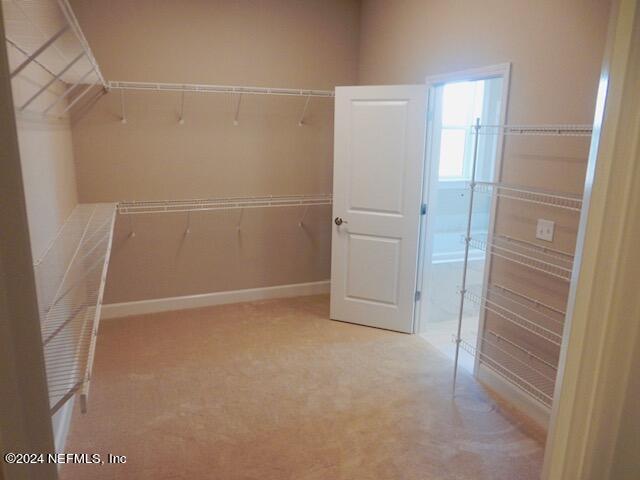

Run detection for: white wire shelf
[[458, 336, 555, 408], [107, 81, 335, 98], [474, 181, 583, 212], [489, 283, 566, 324], [57, 0, 106, 87], [492, 282, 567, 317], [6, 0, 106, 116], [476, 124, 593, 136], [117, 194, 333, 215], [467, 234, 574, 282], [34, 203, 116, 415], [464, 289, 563, 346]]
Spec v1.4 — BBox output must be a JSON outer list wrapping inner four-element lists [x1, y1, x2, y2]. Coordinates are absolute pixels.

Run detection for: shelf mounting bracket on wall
[[178, 90, 186, 124], [42, 67, 94, 115], [298, 205, 309, 227], [20, 52, 85, 111], [233, 93, 242, 126], [9, 25, 69, 79], [237, 208, 244, 233], [298, 95, 311, 126], [59, 83, 99, 118], [120, 89, 127, 124], [184, 211, 191, 235]]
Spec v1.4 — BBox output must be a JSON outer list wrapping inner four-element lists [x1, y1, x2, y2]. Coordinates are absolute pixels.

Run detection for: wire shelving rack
[[5, 0, 108, 117], [33, 203, 116, 415], [117, 193, 333, 215], [451, 121, 591, 410]]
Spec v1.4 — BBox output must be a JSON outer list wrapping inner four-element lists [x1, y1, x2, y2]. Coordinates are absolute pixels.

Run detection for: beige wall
[[358, 0, 609, 123], [68, 0, 360, 303], [358, 0, 611, 419], [6, 43, 79, 262]]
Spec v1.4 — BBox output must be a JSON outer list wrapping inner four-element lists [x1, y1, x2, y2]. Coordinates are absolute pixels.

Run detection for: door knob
[[334, 217, 348, 226]]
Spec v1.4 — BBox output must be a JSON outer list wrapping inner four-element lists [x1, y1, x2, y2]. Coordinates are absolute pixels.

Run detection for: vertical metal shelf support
[[452, 117, 481, 395]]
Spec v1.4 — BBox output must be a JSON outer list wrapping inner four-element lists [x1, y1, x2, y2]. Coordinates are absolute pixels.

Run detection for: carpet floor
[[61, 294, 545, 479]]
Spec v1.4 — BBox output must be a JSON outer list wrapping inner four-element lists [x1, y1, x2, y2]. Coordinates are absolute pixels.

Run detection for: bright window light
[[438, 130, 466, 177], [438, 80, 485, 180]]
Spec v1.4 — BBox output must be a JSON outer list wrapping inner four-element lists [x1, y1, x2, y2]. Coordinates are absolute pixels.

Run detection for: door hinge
[[421, 203, 427, 215], [415, 291, 422, 302]]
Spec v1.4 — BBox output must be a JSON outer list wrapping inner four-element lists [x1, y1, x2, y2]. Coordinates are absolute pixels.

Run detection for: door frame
[[413, 63, 511, 357]]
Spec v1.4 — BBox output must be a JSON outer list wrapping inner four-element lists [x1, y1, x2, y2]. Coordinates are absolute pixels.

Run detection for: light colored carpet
[[61, 295, 544, 480]]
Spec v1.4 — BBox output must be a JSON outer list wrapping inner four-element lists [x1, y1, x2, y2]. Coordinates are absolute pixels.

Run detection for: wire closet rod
[[473, 181, 583, 212], [107, 81, 335, 98], [118, 194, 333, 215], [476, 124, 593, 136]]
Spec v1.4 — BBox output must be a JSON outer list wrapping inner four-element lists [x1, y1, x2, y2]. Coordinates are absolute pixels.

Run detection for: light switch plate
[[536, 219, 555, 242]]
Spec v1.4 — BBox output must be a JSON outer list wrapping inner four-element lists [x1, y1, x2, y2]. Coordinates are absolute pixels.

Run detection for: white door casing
[[330, 85, 428, 333]]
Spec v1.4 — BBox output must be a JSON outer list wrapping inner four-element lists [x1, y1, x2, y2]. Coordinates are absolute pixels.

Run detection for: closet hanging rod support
[[178, 90, 185, 124], [298, 96, 311, 126], [20, 52, 85, 111], [234, 93, 242, 126], [56, 0, 107, 87], [43, 68, 95, 115], [59, 83, 98, 117], [120, 89, 127, 124], [9, 25, 69, 79]]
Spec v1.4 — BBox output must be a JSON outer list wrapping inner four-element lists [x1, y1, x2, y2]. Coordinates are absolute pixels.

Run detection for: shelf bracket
[[178, 90, 186, 124], [20, 51, 84, 111], [42, 67, 94, 115], [298, 205, 310, 227], [298, 95, 311, 126], [59, 82, 96, 117], [233, 93, 242, 126], [120, 89, 127, 124], [237, 207, 245, 234], [184, 211, 191, 235], [10, 25, 69, 79], [128, 214, 135, 238]]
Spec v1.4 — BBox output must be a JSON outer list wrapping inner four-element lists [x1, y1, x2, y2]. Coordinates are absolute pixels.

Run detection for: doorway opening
[[417, 71, 507, 373]]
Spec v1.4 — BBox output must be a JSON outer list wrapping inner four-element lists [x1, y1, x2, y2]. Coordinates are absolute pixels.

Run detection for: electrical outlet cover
[[536, 219, 555, 242]]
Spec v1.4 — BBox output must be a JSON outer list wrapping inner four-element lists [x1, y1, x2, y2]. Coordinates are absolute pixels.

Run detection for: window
[[437, 81, 485, 180]]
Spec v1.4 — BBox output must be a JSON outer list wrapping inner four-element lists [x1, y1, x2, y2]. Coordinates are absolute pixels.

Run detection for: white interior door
[[330, 85, 428, 333]]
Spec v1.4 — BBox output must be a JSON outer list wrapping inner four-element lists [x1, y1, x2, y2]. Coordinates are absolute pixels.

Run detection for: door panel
[[330, 85, 428, 333], [350, 100, 408, 214], [346, 234, 400, 305]]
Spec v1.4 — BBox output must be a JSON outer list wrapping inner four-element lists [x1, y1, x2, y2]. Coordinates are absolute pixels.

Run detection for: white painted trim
[[101, 281, 331, 319], [477, 363, 550, 431], [425, 63, 512, 86], [415, 62, 511, 336]]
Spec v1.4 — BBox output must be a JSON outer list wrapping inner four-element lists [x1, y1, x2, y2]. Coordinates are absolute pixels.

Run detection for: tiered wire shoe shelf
[[33, 203, 116, 415], [467, 234, 575, 283], [452, 120, 591, 410]]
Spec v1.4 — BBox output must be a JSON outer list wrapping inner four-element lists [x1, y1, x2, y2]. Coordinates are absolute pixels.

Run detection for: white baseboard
[[477, 363, 550, 430], [101, 280, 330, 319]]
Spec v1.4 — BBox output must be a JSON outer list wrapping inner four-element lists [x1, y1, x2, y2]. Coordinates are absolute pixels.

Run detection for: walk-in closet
[[3, 1, 639, 480]]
